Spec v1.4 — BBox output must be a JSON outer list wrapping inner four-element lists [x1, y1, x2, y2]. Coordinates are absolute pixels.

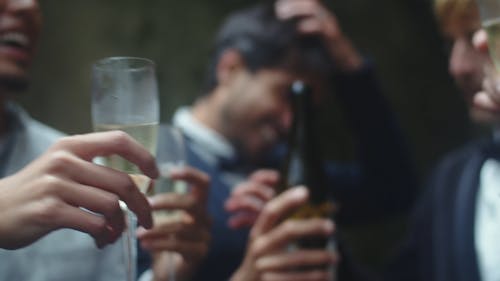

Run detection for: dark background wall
[[17, 0, 483, 273]]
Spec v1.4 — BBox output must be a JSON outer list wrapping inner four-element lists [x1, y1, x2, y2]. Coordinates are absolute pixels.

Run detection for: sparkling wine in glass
[[150, 124, 189, 281], [91, 56, 159, 281]]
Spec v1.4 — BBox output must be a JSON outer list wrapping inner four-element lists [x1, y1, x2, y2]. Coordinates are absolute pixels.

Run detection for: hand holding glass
[[91, 57, 159, 281]]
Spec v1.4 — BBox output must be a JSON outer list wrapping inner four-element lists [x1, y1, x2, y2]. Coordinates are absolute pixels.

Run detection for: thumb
[[473, 29, 489, 53]]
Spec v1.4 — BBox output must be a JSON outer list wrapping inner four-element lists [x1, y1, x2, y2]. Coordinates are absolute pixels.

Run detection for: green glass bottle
[[277, 80, 335, 249]]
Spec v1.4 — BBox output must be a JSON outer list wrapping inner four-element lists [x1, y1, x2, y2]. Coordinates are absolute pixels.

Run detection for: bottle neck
[[277, 83, 330, 204]]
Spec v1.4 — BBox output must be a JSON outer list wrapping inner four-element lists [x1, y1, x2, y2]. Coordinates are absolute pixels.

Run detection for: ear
[[216, 49, 247, 86]]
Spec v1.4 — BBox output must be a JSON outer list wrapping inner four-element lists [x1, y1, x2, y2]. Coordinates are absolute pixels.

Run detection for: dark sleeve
[[327, 60, 418, 224], [381, 151, 464, 281], [383, 142, 487, 281], [381, 184, 434, 281], [137, 239, 152, 279]]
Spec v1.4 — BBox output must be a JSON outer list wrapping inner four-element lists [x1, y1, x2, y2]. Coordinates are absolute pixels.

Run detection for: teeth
[[0, 32, 29, 48]]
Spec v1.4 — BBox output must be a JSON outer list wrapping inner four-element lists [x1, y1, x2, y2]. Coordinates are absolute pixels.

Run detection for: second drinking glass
[[150, 124, 189, 281]]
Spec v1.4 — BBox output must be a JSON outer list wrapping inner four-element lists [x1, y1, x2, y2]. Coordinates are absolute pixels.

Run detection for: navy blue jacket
[[382, 138, 496, 281]]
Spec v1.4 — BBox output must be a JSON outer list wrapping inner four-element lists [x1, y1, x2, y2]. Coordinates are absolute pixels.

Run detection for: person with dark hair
[[0, 0, 211, 280], [382, 1, 500, 281], [139, 1, 417, 280]]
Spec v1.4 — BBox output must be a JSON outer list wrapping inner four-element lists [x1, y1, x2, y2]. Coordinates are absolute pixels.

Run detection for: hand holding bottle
[[225, 169, 279, 229], [230, 187, 337, 281]]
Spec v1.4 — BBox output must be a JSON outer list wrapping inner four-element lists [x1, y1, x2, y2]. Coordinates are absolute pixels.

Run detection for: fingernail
[[324, 220, 334, 233], [147, 197, 156, 206], [136, 227, 146, 237], [168, 166, 183, 176], [290, 186, 308, 199], [265, 188, 275, 198]]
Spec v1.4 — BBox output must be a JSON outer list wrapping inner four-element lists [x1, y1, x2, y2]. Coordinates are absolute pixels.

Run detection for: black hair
[[202, 3, 335, 94]]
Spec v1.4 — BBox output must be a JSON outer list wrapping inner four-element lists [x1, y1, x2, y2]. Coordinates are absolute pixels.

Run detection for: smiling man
[[0, 0, 38, 97], [143, 1, 417, 280]]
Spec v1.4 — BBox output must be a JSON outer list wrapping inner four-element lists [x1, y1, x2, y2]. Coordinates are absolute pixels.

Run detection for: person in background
[[139, 0, 417, 280], [383, 0, 500, 281], [0, 0, 211, 280]]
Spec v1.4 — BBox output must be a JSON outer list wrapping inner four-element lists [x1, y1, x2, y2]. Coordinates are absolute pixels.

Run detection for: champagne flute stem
[[129, 210, 138, 281], [121, 204, 137, 281], [168, 252, 176, 281]]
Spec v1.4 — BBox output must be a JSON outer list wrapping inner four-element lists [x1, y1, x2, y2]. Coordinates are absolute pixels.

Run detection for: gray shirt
[[0, 103, 126, 281]]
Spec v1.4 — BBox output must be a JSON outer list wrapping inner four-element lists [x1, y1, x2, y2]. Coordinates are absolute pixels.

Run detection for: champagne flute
[[150, 124, 189, 281], [279, 81, 336, 280], [476, 0, 500, 70], [91, 56, 159, 281]]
